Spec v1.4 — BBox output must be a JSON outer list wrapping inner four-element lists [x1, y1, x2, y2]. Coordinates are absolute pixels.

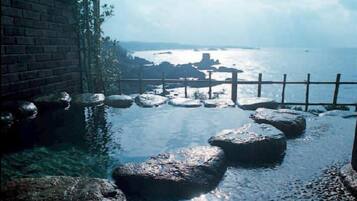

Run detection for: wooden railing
[[118, 72, 357, 111]]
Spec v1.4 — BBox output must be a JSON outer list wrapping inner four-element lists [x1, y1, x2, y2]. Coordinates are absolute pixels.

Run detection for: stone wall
[[1, 0, 81, 99]]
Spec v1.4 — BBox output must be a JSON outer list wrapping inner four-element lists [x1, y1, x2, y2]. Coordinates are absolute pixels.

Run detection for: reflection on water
[[134, 48, 357, 104]]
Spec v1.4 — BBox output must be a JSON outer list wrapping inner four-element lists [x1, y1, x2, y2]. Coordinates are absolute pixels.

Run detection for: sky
[[101, 0, 357, 48]]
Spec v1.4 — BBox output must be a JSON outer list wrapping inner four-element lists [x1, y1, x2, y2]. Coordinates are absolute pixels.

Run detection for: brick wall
[[1, 0, 81, 99]]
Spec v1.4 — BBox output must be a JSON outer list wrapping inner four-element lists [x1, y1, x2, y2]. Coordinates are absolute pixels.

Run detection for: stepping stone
[[251, 108, 306, 138], [208, 123, 286, 163], [237, 97, 278, 110], [0, 176, 126, 201], [319, 110, 357, 118], [169, 97, 201, 107], [72, 93, 105, 106], [33, 92, 71, 109], [105, 95, 133, 108], [112, 146, 226, 199], [340, 164, 357, 196], [203, 99, 235, 108], [0, 112, 14, 129], [0, 101, 38, 119], [135, 94, 168, 107]]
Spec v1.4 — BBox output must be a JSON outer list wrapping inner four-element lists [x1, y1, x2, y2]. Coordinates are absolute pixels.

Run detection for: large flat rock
[[0, 176, 126, 201], [135, 94, 168, 107], [105, 95, 133, 108], [73, 93, 105, 106], [209, 123, 286, 163], [251, 108, 306, 138], [340, 164, 357, 197], [112, 146, 226, 199], [203, 99, 235, 108], [237, 97, 279, 110], [169, 97, 201, 107], [0, 101, 38, 119], [33, 92, 71, 109]]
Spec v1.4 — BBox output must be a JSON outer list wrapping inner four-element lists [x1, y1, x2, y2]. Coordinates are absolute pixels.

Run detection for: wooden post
[[333, 73, 341, 105], [208, 71, 212, 99], [231, 71, 238, 103], [139, 69, 143, 94], [162, 72, 166, 95], [118, 72, 122, 95], [352, 119, 357, 170], [281, 74, 287, 104], [184, 77, 188, 98], [305, 73, 310, 111], [257, 73, 262, 97]]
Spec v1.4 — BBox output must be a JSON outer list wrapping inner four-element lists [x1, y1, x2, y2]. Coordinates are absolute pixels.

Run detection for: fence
[[118, 71, 357, 111]]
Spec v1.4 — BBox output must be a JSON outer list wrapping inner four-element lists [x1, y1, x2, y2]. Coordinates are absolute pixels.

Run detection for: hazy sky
[[101, 0, 357, 47]]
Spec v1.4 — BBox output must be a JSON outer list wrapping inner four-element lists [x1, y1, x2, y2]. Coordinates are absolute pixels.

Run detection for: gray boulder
[[237, 97, 279, 110], [0, 176, 126, 201], [340, 164, 357, 196], [251, 108, 306, 138], [208, 123, 286, 163], [169, 97, 201, 107], [203, 99, 235, 108], [319, 110, 357, 118], [105, 95, 134, 108], [0, 101, 38, 119], [135, 94, 168, 107], [112, 146, 226, 199], [33, 92, 71, 109], [73, 93, 105, 106]]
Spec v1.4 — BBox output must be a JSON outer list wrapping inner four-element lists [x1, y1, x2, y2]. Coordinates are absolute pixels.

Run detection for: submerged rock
[[135, 94, 168, 107], [340, 164, 357, 196], [0, 112, 14, 128], [237, 97, 279, 110], [203, 99, 235, 108], [208, 123, 286, 163], [169, 98, 201, 107], [1, 176, 126, 201], [319, 110, 357, 118], [112, 146, 226, 199], [0, 101, 38, 119], [33, 92, 71, 109], [105, 95, 134, 108], [72, 93, 105, 106], [251, 108, 306, 138]]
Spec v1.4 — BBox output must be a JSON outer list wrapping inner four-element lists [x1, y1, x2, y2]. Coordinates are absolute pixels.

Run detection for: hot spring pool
[[1, 104, 355, 200]]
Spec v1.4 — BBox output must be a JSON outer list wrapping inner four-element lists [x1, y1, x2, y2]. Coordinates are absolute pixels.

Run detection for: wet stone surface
[[72, 93, 105, 106], [135, 94, 168, 107], [251, 108, 306, 138], [1, 176, 126, 201], [105, 95, 134, 108], [33, 92, 71, 109], [208, 123, 286, 163], [340, 164, 357, 197], [203, 99, 235, 108], [112, 146, 226, 199], [169, 97, 201, 107], [0, 101, 38, 119], [278, 163, 355, 200], [237, 97, 279, 110]]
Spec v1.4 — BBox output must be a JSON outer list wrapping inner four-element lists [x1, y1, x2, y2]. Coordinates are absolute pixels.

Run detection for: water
[[1, 104, 356, 200], [134, 48, 357, 104], [1, 48, 357, 200]]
